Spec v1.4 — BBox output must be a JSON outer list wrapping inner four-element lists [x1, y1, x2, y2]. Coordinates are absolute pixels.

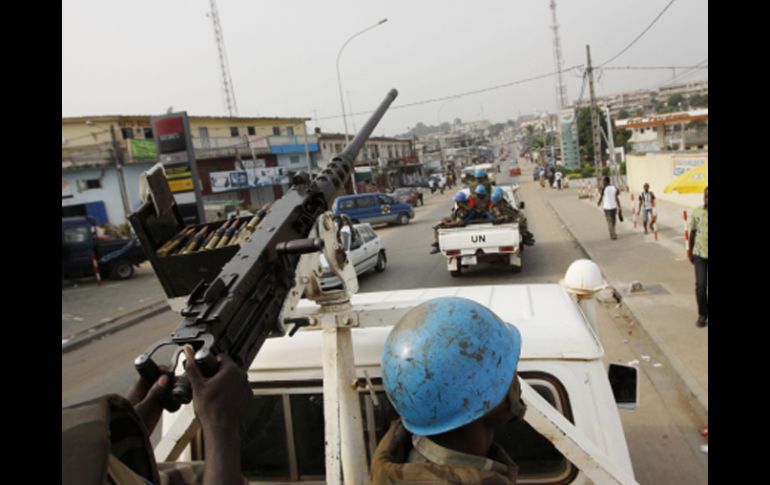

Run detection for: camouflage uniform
[[432, 202, 472, 246], [62, 394, 248, 485], [491, 199, 529, 234], [369, 420, 518, 485]]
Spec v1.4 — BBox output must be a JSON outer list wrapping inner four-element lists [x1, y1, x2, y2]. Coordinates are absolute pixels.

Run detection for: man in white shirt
[[597, 176, 623, 240], [555, 171, 563, 190]]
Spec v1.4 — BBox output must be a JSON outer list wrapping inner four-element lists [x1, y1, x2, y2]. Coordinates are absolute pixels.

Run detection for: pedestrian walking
[[597, 176, 623, 240], [555, 171, 563, 190], [688, 187, 708, 327], [637, 183, 656, 234]]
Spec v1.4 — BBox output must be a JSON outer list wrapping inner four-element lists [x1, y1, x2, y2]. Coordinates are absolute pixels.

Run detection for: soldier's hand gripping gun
[[134, 89, 398, 411]]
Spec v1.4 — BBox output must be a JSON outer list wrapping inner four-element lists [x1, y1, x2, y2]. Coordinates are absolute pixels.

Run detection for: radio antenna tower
[[550, 0, 569, 110], [208, 0, 238, 117]]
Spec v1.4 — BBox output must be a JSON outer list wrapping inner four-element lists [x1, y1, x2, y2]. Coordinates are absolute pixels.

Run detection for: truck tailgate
[[438, 223, 520, 253]]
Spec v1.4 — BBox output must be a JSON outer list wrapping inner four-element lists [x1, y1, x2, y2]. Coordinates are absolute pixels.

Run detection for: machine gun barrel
[[135, 89, 398, 409]]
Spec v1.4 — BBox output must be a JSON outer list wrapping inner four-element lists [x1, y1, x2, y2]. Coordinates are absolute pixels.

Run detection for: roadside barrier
[[683, 210, 689, 252], [91, 251, 103, 287]]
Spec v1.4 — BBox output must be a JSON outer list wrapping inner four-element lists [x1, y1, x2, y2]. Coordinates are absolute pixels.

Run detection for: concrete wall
[[626, 151, 707, 208]]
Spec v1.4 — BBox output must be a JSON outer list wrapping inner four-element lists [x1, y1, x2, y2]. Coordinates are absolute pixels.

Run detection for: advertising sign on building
[[151, 112, 205, 224], [672, 154, 707, 177], [209, 167, 289, 193], [559, 108, 580, 169]]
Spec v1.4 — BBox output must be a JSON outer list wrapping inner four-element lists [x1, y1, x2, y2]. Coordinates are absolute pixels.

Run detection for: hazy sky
[[62, 0, 707, 136]]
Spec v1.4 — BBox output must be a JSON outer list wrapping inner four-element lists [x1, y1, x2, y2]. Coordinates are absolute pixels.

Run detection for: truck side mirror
[[519, 202, 525, 210], [608, 363, 639, 410]]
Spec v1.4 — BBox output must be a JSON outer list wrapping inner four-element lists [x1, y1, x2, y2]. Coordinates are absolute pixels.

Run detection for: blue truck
[[62, 216, 148, 282]]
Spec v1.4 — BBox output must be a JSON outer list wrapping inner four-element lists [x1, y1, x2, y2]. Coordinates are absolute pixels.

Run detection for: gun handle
[[171, 350, 219, 405], [135, 357, 181, 412]]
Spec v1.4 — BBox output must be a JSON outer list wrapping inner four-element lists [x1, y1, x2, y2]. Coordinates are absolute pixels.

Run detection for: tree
[[690, 94, 708, 108], [576, 107, 608, 163], [667, 94, 686, 110], [617, 109, 630, 120]]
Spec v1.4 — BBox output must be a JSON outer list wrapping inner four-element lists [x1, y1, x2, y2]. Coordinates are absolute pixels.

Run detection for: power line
[[657, 58, 709, 87], [602, 65, 707, 71], [315, 65, 584, 121], [599, 0, 678, 67]]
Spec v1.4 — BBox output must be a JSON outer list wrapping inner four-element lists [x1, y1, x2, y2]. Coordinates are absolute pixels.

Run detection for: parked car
[[390, 187, 423, 207], [332, 193, 414, 225], [62, 216, 147, 281], [319, 221, 387, 289]]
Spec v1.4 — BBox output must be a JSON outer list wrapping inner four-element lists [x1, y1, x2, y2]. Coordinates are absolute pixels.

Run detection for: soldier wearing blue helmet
[[490, 187, 535, 246], [430, 191, 473, 254], [469, 184, 494, 221], [371, 297, 526, 484]]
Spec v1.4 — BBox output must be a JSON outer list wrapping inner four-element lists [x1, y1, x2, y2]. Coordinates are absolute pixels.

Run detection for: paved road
[[62, 152, 707, 481]]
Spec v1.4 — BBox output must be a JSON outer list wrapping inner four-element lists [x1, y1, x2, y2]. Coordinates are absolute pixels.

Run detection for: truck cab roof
[[249, 284, 603, 381]]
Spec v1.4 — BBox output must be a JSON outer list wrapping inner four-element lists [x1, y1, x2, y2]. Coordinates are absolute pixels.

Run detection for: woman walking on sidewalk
[[597, 176, 623, 240]]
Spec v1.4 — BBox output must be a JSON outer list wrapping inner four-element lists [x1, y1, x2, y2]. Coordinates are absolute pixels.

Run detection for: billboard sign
[[559, 108, 580, 169], [209, 167, 289, 193], [151, 112, 205, 224]]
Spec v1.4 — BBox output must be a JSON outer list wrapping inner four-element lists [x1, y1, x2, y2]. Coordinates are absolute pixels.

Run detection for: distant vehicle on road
[[62, 216, 147, 281], [332, 193, 414, 226], [319, 220, 387, 289], [509, 163, 522, 176], [390, 187, 423, 207]]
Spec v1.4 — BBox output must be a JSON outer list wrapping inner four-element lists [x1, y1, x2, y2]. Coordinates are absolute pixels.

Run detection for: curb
[[544, 198, 708, 424], [62, 301, 170, 354]]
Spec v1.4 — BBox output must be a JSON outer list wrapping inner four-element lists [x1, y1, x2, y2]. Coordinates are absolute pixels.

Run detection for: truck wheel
[[398, 214, 409, 225], [110, 260, 134, 280], [510, 264, 522, 274], [374, 251, 387, 273]]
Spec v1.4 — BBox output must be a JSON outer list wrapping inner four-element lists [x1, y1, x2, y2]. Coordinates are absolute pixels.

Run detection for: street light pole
[[336, 18, 388, 194]]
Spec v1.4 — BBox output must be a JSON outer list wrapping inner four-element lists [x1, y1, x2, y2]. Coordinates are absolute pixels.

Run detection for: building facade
[[615, 109, 708, 153], [317, 133, 419, 190], [62, 115, 319, 224]]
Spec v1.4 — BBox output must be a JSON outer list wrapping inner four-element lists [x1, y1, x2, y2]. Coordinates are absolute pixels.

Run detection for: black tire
[[398, 214, 409, 225], [374, 251, 387, 273], [110, 260, 134, 280]]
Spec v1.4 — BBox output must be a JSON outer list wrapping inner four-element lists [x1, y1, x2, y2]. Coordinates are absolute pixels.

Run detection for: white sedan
[[319, 222, 387, 290]]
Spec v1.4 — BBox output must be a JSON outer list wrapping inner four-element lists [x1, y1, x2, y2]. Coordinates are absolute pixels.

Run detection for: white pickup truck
[[153, 214, 639, 485], [438, 185, 526, 276]]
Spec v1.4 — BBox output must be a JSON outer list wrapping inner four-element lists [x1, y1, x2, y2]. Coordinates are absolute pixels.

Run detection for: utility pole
[[109, 125, 131, 217], [586, 45, 603, 187]]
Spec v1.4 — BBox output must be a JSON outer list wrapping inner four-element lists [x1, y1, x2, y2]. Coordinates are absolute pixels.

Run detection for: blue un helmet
[[454, 191, 467, 202], [475, 168, 486, 179], [475, 184, 487, 196], [382, 297, 522, 436], [491, 186, 504, 203]]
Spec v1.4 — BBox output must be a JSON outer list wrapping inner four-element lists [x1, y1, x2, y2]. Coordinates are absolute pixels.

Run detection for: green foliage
[[689, 94, 708, 108], [667, 94, 686, 108], [576, 107, 608, 163]]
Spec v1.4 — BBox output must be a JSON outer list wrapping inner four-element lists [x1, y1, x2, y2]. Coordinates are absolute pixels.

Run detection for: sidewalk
[[541, 186, 708, 423]]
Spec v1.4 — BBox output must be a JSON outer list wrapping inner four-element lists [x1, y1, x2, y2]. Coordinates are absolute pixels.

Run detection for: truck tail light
[[499, 246, 514, 253], [446, 250, 460, 257]]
